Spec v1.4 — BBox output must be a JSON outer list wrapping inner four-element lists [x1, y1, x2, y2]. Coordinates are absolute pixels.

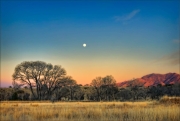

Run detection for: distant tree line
[[0, 83, 180, 101], [0, 61, 180, 101]]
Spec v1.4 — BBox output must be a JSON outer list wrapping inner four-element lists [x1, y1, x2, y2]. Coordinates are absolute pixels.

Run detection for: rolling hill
[[117, 73, 180, 87]]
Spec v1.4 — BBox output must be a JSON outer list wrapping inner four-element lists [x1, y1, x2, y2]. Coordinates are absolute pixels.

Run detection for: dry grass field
[[0, 97, 180, 121]]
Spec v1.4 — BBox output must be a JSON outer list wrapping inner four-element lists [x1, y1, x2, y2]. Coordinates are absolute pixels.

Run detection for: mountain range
[[117, 73, 180, 87]]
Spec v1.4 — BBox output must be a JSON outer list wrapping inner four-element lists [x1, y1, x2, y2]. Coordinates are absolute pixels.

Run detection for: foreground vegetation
[[0, 96, 180, 121]]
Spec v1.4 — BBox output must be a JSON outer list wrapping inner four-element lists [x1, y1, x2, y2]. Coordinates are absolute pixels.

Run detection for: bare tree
[[58, 76, 77, 100], [91, 77, 103, 101], [12, 61, 66, 100], [102, 75, 116, 101]]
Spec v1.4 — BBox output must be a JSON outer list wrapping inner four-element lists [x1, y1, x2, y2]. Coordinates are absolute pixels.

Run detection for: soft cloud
[[114, 9, 140, 21], [153, 51, 179, 65]]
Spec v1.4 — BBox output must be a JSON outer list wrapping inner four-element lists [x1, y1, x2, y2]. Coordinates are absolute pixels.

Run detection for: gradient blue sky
[[1, 1, 180, 87]]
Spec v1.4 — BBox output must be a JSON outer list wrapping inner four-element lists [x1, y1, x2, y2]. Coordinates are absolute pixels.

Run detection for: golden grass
[[0, 100, 180, 121], [159, 96, 180, 104]]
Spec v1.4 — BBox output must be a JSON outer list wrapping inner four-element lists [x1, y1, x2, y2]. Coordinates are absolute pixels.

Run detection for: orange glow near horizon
[[1, 59, 179, 87]]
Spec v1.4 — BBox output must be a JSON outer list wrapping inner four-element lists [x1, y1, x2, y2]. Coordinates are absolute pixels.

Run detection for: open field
[[0, 98, 180, 121]]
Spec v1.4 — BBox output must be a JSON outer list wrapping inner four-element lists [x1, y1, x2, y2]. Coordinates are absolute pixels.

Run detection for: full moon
[[83, 43, 86, 47]]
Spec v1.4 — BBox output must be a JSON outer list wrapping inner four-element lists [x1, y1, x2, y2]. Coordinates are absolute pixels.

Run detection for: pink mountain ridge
[[117, 73, 180, 87]]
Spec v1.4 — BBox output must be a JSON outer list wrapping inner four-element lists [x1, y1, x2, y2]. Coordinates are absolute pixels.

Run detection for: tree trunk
[[95, 87, 100, 101], [29, 84, 36, 99], [70, 87, 72, 101]]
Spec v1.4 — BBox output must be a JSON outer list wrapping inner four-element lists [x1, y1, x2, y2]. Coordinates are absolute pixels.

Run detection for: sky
[[1, 1, 180, 87]]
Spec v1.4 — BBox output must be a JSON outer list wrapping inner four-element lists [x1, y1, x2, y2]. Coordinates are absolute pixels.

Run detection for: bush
[[11, 92, 18, 100]]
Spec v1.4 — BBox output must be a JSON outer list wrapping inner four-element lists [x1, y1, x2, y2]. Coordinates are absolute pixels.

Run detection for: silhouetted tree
[[116, 88, 132, 101], [131, 86, 139, 100], [73, 86, 85, 101], [55, 87, 70, 100], [136, 88, 148, 100], [91, 77, 103, 101], [91, 75, 116, 101], [58, 76, 77, 100], [0, 89, 6, 101], [11, 92, 18, 100], [171, 83, 180, 96], [12, 61, 66, 100], [102, 75, 116, 101]]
